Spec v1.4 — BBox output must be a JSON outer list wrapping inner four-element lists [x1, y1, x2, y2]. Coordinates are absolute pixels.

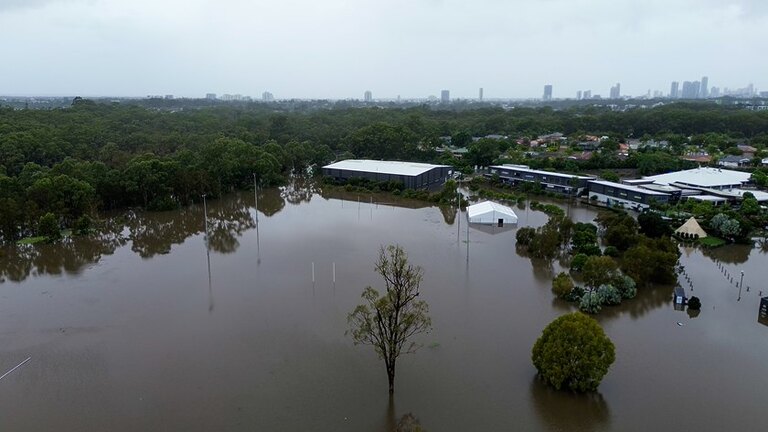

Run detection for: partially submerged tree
[[532, 312, 615, 392], [348, 245, 432, 394]]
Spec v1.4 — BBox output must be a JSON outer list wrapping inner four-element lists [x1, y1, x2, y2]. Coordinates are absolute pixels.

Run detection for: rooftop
[[467, 201, 518, 219], [642, 167, 751, 188], [323, 160, 449, 177], [588, 180, 670, 195], [493, 164, 596, 180]]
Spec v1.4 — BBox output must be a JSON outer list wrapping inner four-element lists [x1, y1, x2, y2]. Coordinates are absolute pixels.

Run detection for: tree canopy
[[532, 312, 616, 392]]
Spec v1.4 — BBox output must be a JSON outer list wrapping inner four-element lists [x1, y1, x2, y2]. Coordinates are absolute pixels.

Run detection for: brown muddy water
[[1, 184, 767, 431]]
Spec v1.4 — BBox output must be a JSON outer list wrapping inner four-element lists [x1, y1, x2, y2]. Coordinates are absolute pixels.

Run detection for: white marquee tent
[[467, 201, 518, 226]]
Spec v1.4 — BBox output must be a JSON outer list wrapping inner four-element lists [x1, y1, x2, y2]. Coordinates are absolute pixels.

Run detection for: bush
[[531, 312, 615, 392], [597, 284, 622, 306], [37, 213, 61, 240], [614, 275, 637, 299], [579, 291, 602, 314], [516, 227, 536, 246], [552, 272, 575, 298], [570, 253, 589, 271], [74, 215, 92, 235], [565, 286, 585, 302], [603, 246, 619, 257], [688, 296, 702, 310]]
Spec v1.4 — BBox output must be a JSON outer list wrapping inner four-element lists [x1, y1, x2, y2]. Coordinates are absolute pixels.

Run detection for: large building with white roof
[[322, 160, 451, 189], [587, 180, 672, 210], [622, 167, 768, 203]]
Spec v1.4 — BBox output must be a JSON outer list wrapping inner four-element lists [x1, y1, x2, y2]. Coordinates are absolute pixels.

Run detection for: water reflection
[[281, 176, 319, 205], [0, 191, 262, 281], [530, 376, 611, 431], [701, 244, 752, 264], [0, 227, 125, 282], [257, 187, 286, 217]]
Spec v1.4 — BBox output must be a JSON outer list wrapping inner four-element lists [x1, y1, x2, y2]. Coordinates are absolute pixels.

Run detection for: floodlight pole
[[202, 193, 209, 247]]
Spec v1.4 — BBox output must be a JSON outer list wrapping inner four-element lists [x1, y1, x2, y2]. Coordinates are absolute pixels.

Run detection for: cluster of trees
[[3, 100, 767, 243]]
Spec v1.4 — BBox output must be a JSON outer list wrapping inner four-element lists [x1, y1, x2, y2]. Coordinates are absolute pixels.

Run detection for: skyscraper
[[670, 81, 679, 98], [610, 83, 621, 99], [681, 81, 701, 99], [364, 90, 372, 102], [441, 90, 450, 103], [262, 91, 274, 102], [583, 90, 592, 99], [700, 76, 709, 98], [543, 84, 553, 101], [576, 90, 582, 100], [479, 87, 483, 101], [205, 93, 217, 100]]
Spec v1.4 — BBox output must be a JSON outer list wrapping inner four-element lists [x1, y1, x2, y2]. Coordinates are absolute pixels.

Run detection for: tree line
[[2, 100, 768, 242]]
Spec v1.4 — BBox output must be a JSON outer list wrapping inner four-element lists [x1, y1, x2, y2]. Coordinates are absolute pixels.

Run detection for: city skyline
[[1, 0, 767, 99]]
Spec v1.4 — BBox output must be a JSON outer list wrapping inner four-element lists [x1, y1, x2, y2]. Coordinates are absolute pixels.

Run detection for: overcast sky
[[1, 0, 766, 99]]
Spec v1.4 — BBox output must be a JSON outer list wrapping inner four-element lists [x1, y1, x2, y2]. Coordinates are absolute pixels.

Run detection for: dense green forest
[[1, 99, 768, 242]]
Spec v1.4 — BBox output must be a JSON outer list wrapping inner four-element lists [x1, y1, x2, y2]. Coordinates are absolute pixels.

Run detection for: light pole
[[202, 193, 209, 246], [738, 270, 744, 301]]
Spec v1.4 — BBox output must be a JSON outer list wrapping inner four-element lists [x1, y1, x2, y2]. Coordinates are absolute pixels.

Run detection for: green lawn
[[16, 236, 48, 245], [698, 236, 726, 248]]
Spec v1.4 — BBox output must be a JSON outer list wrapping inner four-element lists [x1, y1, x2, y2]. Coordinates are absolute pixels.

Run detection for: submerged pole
[[312, 262, 315, 283], [0, 357, 31, 381]]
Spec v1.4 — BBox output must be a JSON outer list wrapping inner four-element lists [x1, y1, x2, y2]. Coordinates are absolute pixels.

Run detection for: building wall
[[488, 166, 591, 195], [588, 181, 670, 210]]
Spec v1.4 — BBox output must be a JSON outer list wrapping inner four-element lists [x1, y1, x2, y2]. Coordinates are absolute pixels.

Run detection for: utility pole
[[202, 193, 209, 247]]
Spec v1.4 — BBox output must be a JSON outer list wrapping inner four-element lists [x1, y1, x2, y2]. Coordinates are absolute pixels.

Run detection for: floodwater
[[1, 182, 767, 431]]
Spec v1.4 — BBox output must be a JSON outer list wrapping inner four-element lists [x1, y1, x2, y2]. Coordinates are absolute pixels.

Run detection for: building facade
[[587, 180, 671, 210], [543, 85, 553, 101], [322, 160, 450, 190], [487, 165, 595, 195]]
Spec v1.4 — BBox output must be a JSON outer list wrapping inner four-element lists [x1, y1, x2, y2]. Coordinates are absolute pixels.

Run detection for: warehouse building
[[322, 160, 451, 190], [487, 164, 595, 195], [587, 180, 671, 210]]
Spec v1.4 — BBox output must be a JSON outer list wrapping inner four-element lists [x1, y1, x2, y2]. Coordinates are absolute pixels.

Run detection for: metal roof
[[642, 167, 751, 188], [588, 180, 670, 195], [493, 164, 596, 180], [323, 160, 450, 177]]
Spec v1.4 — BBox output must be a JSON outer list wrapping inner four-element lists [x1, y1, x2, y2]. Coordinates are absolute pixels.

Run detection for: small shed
[[673, 286, 687, 305], [467, 201, 518, 227], [675, 217, 708, 239]]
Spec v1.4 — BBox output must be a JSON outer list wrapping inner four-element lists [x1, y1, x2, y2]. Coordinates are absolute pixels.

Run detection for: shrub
[[597, 284, 622, 306], [614, 275, 637, 299], [552, 272, 575, 298], [603, 246, 619, 257], [570, 253, 589, 271], [516, 227, 536, 246], [579, 291, 602, 314], [688, 296, 702, 310]]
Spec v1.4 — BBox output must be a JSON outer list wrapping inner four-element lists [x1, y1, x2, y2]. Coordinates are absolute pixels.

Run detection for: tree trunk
[[387, 362, 396, 394]]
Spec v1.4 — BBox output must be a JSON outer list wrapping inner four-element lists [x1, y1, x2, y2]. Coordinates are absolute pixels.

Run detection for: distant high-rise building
[[364, 90, 372, 102], [670, 81, 679, 98], [700, 76, 709, 98], [164, 95, 174, 100], [681, 81, 701, 99], [576, 90, 582, 100], [441, 90, 450, 103], [479, 87, 483, 101], [710, 87, 720, 98], [583, 90, 592, 99], [543, 84, 553, 101], [262, 91, 274, 102], [609, 83, 621, 99], [205, 93, 217, 100]]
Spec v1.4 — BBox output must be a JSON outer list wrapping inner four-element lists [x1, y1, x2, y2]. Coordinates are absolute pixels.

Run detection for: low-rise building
[[487, 164, 595, 195], [587, 180, 671, 210], [718, 155, 751, 168], [322, 160, 450, 189]]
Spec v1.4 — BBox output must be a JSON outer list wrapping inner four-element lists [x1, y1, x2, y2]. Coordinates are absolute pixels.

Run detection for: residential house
[[718, 155, 751, 168]]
